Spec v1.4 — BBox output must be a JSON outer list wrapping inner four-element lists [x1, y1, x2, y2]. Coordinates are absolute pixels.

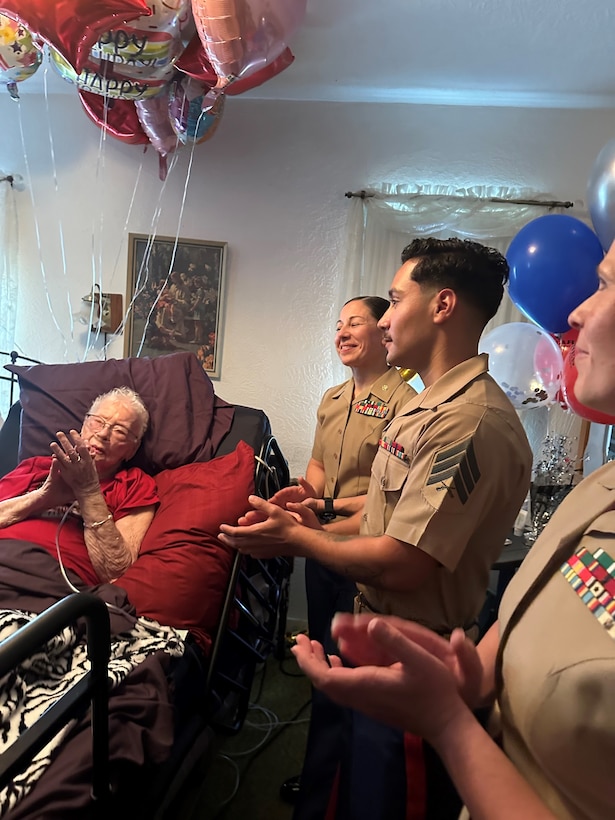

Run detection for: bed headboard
[[4, 352, 234, 473]]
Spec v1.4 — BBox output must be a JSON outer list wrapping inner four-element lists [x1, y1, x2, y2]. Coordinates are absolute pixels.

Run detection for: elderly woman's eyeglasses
[[83, 414, 138, 444]]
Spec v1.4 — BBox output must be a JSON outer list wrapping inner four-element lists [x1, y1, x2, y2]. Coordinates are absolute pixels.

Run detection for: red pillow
[[116, 440, 254, 653]]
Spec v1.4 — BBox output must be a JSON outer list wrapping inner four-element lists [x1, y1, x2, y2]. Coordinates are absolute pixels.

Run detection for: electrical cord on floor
[[209, 697, 312, 819], [208, 754, 241, 814], [235, 697, 311, 774]]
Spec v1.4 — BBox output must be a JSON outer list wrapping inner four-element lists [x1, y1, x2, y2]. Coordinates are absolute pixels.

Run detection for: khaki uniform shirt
[[311, 367, 416, 500], [497, 461, 615, 820], [358, 354, 532, 633]]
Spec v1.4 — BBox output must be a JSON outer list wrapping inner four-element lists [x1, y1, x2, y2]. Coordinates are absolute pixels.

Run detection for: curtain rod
[[344, 190, 575, 208], [0, 176, 15, 187]]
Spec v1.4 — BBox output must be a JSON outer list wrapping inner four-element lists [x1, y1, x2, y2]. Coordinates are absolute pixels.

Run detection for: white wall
[[2, 76, 615, 623]]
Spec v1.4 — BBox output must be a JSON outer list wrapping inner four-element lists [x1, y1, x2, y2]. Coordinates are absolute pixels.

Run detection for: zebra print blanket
[[0, 541, 186, 818], [0, 607, 184, 817]]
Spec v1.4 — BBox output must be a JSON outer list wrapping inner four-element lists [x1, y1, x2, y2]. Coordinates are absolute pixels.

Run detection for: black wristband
[[318, 497, 336, 523]]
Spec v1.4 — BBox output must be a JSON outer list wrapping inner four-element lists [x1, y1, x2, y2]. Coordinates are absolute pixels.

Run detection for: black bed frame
[[0, 402, 292, 819]]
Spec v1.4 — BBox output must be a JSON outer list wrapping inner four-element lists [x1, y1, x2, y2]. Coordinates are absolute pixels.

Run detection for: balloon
[[561, 342, 615, 425], [135, 94, 179, 156], [556, 326, 579, 360], [93, 0, 193, 72], [0, 15, 42, 98], [78, 89, 149, 144], [51, 48, 172, 100], [507, 214, 602, 334], [587, 138, 615, 252], [135, 93, 180, 180], [176, 32, 294, 94], [168, 75, 225, 143], [191, 0, 306, 106], [552, 327, 578, 409], [0, 0, 151, 73], [479, 322, 564, 409]]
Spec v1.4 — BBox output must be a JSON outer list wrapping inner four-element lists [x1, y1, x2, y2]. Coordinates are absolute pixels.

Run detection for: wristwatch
[[318, 497, 336, 524]]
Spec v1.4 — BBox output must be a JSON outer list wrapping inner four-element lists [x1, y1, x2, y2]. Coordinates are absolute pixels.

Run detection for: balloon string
[[84, 97, 113, 358], [111, 148, 186, 355], [133, 129, 199, 358], [100, 158, 146, 360], [41, 57, 75, 348], [17, 92, 69, 362]]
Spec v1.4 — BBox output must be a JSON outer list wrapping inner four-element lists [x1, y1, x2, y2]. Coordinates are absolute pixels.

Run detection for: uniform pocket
[[370, 451, 410, 532]]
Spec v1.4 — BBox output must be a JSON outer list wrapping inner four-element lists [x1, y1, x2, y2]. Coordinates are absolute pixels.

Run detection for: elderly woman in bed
[[0, 387, 158, 585]]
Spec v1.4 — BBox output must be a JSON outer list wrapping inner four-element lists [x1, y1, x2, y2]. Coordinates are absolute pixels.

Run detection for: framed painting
[[125, 233, 227, 378]]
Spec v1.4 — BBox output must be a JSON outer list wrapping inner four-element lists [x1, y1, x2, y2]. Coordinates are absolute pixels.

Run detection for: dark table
[[492, 533, 531, 606]]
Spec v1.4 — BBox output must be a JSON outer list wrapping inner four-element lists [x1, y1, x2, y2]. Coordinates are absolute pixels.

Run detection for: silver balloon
[[587, 138, 615, 252]]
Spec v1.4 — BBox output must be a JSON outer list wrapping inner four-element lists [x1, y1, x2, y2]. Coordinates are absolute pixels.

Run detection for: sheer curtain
[[337, 182, 589, 458], [0, 173, 21, 418]]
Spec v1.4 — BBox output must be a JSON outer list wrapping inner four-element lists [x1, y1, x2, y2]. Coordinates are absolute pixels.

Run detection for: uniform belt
[[354, 592, 480, 641]]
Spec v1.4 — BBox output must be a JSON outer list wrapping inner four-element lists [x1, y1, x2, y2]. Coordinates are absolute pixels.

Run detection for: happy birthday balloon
[[51, 47, 172, 100], [191, 0, 306, 107], [0, 0, 151, 72], [507, 214, 602, 334], [93, 0, 193, 72], [587, 138, 615, 253]]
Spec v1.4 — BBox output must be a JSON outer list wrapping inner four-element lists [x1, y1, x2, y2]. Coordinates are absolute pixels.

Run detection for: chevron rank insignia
[[424, 436, 481, 507]]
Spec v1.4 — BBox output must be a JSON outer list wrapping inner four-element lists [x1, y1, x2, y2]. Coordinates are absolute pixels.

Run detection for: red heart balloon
[[561, 342, 615, 424], [78, 90, 149, 145], [0, 0, 151, 72]]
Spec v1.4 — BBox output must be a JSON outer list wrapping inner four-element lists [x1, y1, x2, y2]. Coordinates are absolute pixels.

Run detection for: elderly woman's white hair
[[88, 387, 149, 440]]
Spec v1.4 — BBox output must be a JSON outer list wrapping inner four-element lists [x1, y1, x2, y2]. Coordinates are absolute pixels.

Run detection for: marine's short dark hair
[[400, 237, 509, 323]]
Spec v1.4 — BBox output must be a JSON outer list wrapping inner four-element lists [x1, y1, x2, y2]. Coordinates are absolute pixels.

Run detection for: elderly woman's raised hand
[[49, 430, 99, 494]]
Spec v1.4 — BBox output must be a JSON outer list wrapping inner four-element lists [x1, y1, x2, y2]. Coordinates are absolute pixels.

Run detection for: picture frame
[[125, 233, 227, 378]]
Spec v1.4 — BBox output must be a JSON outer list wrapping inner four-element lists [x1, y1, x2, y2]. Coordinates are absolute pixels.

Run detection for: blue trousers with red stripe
[[294, 559, 463, 820], [333, 712, 462, 820]]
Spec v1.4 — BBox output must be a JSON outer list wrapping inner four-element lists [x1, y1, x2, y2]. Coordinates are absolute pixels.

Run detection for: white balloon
[[479, 322, 564, 409]]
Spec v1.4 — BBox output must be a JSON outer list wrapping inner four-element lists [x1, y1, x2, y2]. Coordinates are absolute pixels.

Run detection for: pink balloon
[[190, 0, 306, 104], [135, 94, 179, 158], [176, 32, 295, 95], [135, 92, 181, 179]]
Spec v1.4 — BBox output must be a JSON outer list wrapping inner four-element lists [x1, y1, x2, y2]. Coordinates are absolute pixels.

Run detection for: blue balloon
[[507, 214, 602, 333]]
